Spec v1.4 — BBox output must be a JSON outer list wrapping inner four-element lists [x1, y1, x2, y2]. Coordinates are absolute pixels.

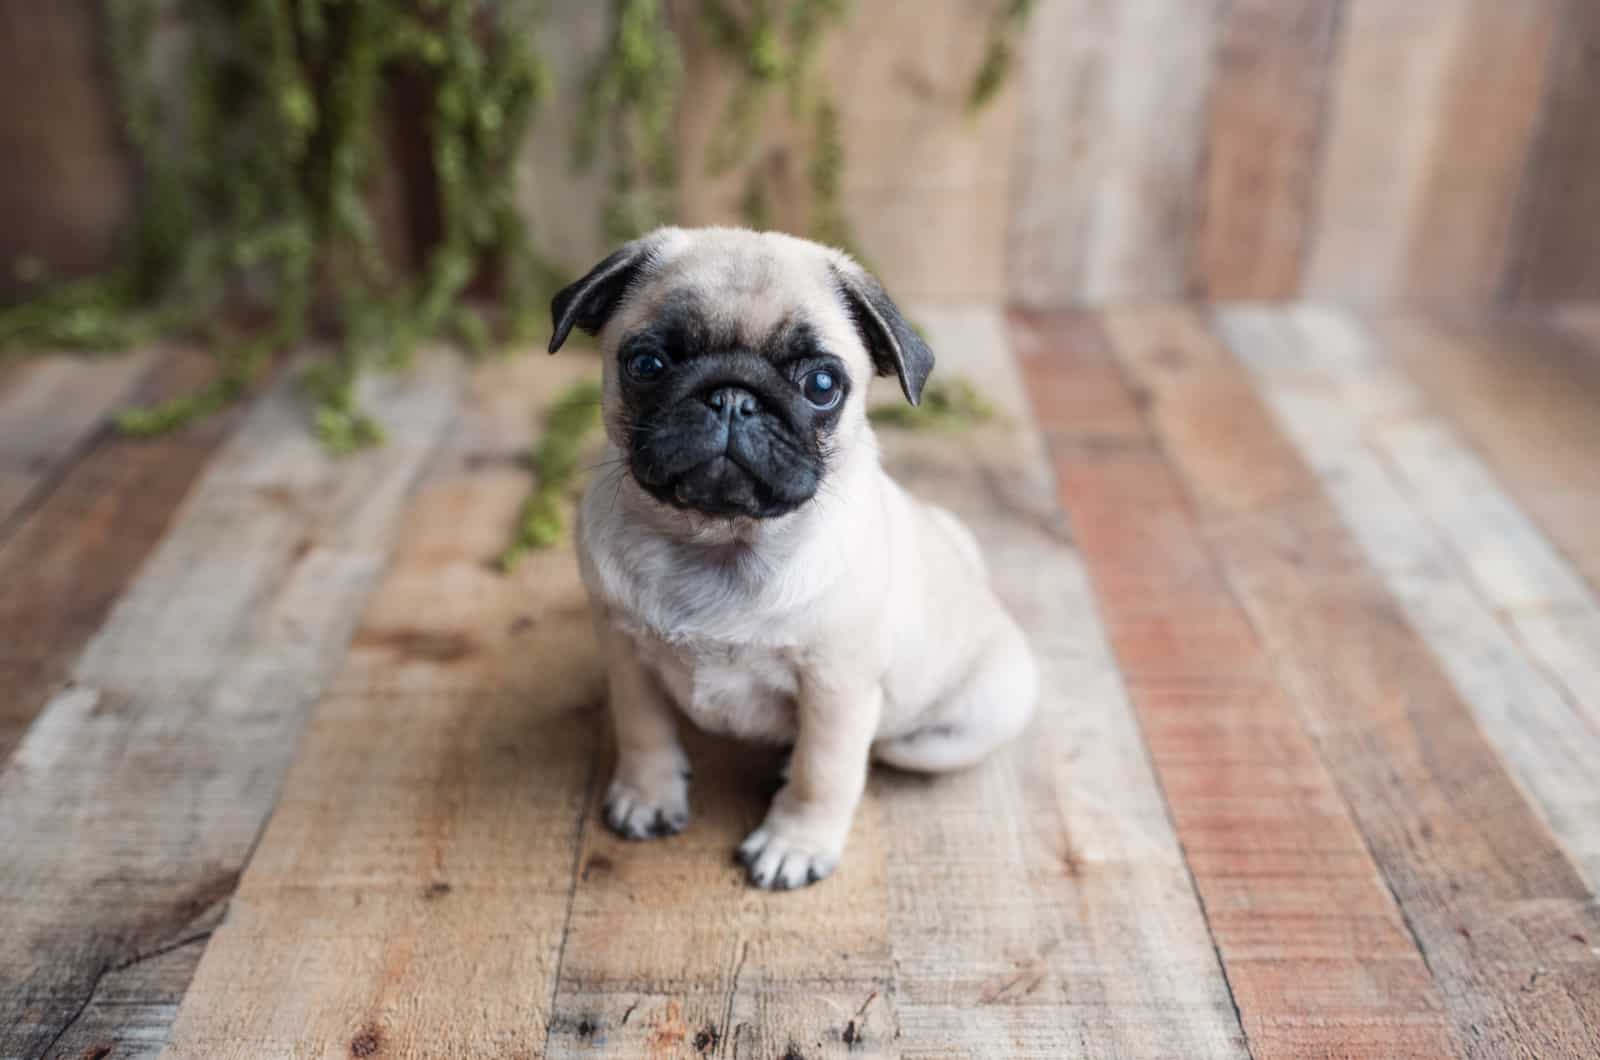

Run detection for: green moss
[[869, 378, 996, 432], [497, 377, 605, 571]]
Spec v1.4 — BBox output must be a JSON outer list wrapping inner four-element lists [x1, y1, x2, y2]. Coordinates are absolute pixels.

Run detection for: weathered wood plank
[[0, 349, 234, 766], [163, 355, 601, 1059], [1306, 0, 1559, 301], [0, 354, 463, 1059], [1010, 0, 1225, 305], [1020, 308, 1460, 1059], [1189, 0, 1341, 300], [881, 307, 1245, 1059], [1377, 311, 1600, 597], [1505, 0, 1600, 301], [0, 350, 153, 534], [545, 729, 892, 1059], [1104, 305, 1600, 1060], [1220, 306, 1600, 887]]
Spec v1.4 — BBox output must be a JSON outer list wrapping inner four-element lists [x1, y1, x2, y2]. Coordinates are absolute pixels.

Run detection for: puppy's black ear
[[831, 264, 934, 406], [549, 239, 656, 353]]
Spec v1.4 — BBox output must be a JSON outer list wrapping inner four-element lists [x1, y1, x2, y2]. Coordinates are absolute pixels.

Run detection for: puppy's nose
[[705, 386, 759, 419]]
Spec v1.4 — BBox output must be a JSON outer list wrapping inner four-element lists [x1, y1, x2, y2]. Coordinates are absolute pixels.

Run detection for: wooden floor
[[3, 304, 1600, 1059]]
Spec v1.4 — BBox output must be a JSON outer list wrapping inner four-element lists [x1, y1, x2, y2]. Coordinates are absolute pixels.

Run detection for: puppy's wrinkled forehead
[[610, 235, 862, 369]]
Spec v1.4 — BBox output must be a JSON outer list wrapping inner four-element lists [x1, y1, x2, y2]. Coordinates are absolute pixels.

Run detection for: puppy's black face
[[617, 299, 848, 519]]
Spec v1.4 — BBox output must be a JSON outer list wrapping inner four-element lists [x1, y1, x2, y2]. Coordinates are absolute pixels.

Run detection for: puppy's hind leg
[[873, 623, 1037, 773]]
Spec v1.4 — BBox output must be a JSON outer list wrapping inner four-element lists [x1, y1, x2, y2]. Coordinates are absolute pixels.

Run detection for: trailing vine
[[574, 0, 683, 244], [2, 0, 549, 452], [0, 0, 1031, 455]]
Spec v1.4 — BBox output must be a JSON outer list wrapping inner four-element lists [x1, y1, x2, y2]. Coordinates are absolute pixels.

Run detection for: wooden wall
[[0, 1, 132, 299], [2, 0, 1597, 308], [1010, 0, 1600, 306]]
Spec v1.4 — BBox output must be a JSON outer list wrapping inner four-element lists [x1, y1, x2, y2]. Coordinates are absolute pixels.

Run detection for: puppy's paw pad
[[602, 777, 689, 841], [737, 827, 839, 890]]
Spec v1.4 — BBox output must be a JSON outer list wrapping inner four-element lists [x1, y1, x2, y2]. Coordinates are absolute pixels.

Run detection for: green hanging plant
[[2, 0, 1033, 459], [1, 0, 550, 451], [575, 0, 683, 244]]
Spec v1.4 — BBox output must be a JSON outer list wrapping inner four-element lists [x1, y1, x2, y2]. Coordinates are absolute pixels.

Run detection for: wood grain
[[0, 0, 133, 294], [0, 350, 152, 534], [163, 354, 602, 1060], [1378, 311, 1600, 598], [1306, 0, 1558, 301], [1505, 0, 1600, 301], [0, 349, 233, 765], [1221, 306, 1600, 887], [1103, 305, 1600, 1059], [1189, 0, 1341, 300], [1020, 307, 1460, 1059], [545, 731, 891, 1059], [880, 307, 1245, 1059], [1009, 0, 1225, 306], [0, 354, 463, 1060]]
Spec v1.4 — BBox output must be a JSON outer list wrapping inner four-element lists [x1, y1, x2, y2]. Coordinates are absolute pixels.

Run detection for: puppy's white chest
[[631, 631, 799, 743]]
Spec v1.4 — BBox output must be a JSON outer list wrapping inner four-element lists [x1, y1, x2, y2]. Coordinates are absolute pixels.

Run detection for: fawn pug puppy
[[550, 227, 1036, 889]]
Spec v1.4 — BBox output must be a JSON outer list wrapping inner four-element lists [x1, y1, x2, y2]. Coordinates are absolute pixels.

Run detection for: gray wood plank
[[0, 353, 464, 1059]]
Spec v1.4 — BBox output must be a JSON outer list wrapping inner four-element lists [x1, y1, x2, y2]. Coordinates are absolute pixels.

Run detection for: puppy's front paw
[[737, 799, 847, 890], [603, 753, 691, 840]]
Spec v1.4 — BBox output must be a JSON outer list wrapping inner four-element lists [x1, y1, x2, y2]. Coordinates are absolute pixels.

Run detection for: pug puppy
[[550, 227, 1037, 889]]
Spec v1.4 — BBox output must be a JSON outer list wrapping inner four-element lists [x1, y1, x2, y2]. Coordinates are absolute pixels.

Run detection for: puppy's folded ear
[[830, 263, 935, 406], [549, 237, 658, 353]]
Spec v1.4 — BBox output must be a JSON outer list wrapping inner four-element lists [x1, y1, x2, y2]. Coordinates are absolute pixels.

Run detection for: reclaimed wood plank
[[1220, 306, 1600, 887], [1010, 0, 1225, 305], [1189, 0, 1341, 300], [881, 308, 1245, 1059], [1306, 1, 1558, 301], [1104, 304, 1600, 1060], [1020, 307, 1460, 1059], [1505, 0, 1600, 301], [1377, 311, 1600, 599], [0, 350, 153, 534], [163, 354, 602, 1060], [0, 349, 234, 766], [0, 354, 463, 1060]]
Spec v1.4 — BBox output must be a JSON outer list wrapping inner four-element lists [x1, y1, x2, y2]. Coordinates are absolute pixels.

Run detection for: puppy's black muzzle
[[629, 363, 823, 519]]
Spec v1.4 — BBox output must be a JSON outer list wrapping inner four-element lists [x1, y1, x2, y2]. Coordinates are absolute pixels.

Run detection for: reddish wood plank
[[1102, 305, 1600, 1059], [1017, 310, 1459, 1059], [0, 348, 232, 764], [1189, 0, 1341, 300], [1506, 0, 1600, 301], [1377, 311, 1600, 595]]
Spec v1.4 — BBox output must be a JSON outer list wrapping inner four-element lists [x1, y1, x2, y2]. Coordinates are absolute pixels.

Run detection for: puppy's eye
[[801, 368, 842, 409], [625, 350, 666, 381]]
